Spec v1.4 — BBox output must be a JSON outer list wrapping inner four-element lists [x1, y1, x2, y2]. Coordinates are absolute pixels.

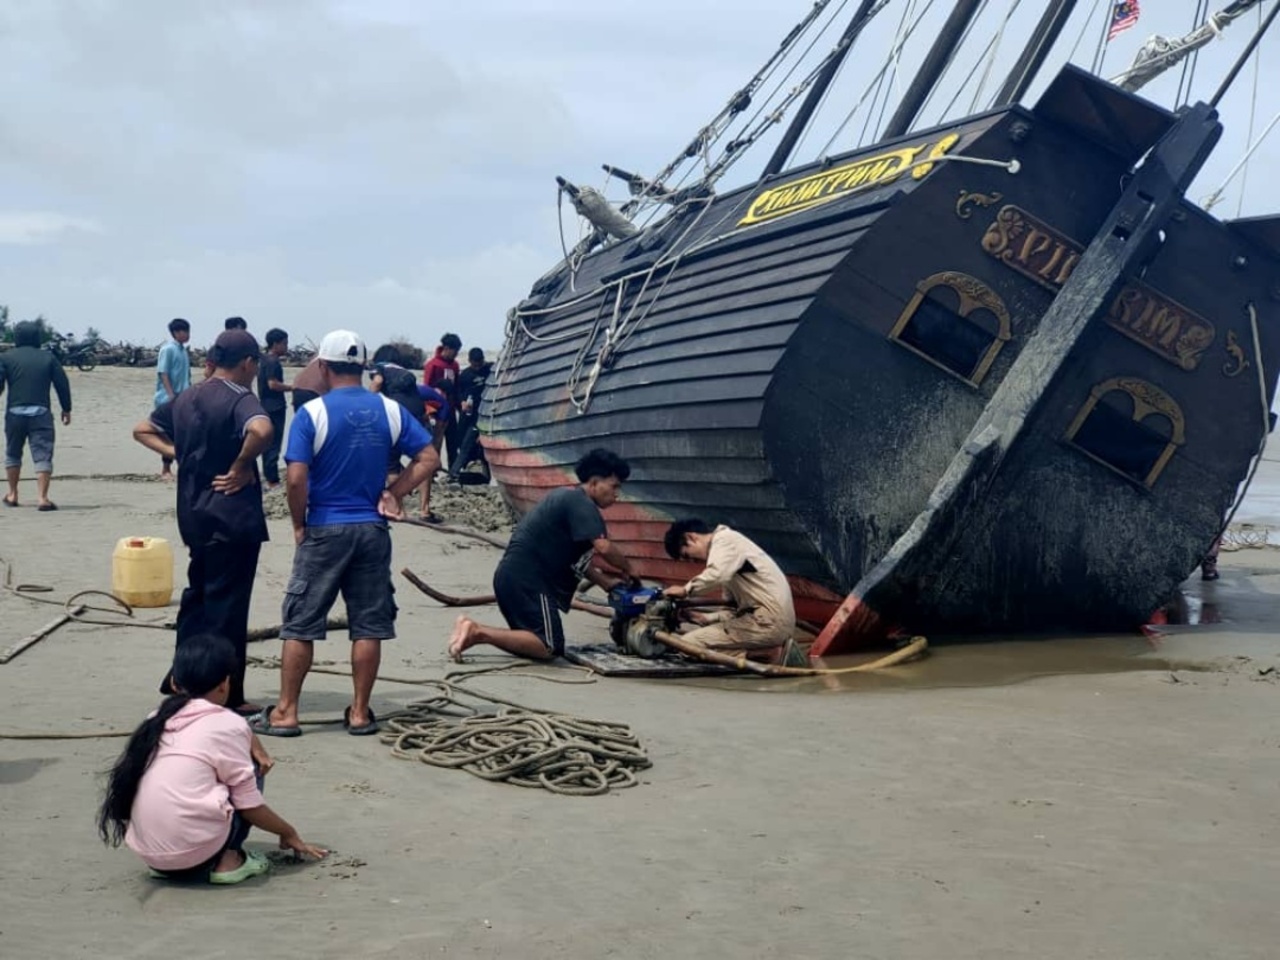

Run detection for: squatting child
[[97, 636, 327, 883]]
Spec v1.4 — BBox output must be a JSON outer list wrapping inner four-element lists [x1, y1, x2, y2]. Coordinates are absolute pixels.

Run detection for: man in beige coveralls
[[661, 518, 796, 661]]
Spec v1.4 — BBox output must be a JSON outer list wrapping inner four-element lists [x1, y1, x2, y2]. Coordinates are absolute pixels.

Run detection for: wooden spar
[[401, 568, 497, 606], [992, 0, 1080, 108], [880, 0, 986, 140], [399, 567, 614, 619], [0, 606, 86, 664], [761, 0, 882, 178], [399, 516, 509, 550]]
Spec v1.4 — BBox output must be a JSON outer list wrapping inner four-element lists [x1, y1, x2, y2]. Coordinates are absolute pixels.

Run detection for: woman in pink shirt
[[97, 636, 327, 883]]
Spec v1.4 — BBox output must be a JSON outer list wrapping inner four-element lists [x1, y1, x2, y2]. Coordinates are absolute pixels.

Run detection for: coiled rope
[[380, 686, 650, 797]]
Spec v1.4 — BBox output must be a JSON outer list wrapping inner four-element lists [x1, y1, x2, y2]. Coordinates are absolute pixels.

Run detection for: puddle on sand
[[672, 633, 1207, 695], [662, 575, 1279, 695], [1153, 592, 1222, 625]]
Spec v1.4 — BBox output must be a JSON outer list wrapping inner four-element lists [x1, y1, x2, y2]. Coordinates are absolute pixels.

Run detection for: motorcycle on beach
[[44, 332, 100, 372]]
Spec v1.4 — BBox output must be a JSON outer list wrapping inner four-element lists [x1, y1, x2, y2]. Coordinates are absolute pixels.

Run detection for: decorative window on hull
[[889, 271, 1012, 386], [1065, 377, 1186, 489]]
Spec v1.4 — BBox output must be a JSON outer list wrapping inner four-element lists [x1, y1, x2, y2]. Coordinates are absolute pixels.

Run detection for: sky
[[1, 0, 1277, 353]]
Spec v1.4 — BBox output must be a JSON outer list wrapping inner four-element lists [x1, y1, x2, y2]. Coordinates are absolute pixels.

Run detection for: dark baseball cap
[[211, 330, 261, 368]]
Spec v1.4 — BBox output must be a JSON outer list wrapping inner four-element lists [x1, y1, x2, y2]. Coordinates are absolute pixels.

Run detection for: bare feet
[[159, 471, 175, 483], [448, 616, 477, 662]]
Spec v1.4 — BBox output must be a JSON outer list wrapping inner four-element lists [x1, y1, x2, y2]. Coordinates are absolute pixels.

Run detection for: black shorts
[[493, 563, 565, 656], [281, 522, 397, 640]]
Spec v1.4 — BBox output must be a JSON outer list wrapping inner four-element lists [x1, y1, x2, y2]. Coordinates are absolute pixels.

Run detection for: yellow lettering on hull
[[738, 133, 961, 226]]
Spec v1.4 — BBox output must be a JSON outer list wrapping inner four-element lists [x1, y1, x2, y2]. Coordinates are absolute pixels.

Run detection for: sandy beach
[[2, 366, 1279, 960]]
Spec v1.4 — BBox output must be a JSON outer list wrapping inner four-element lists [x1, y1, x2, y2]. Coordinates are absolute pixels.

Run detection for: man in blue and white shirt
[[251, 330, 437, 738]]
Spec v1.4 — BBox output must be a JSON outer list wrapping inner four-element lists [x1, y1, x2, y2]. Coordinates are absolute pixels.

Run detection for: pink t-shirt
[[124, 699, 265, 871]]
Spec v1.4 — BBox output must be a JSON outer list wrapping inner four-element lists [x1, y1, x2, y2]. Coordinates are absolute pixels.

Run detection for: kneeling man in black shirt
[[448, 448, 636, 661]]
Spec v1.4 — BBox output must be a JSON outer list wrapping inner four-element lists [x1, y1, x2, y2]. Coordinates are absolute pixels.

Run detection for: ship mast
[[880, 0, 985, 139], [761, 0, 884, 178], [991, 0, 1080, 108]]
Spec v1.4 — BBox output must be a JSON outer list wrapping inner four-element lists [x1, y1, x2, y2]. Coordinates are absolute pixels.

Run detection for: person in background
[[448, 449, 636, 662], [423, 332, 462, 467], [97, 636, 327, 885], [414, 381, 451, 521], [251, 330, 437, 738], [368, 346, 436, 519], [449, 347, 492, 482], [133, 330, 272, 715], [0, 320, 72, 511], [290, 357, 325, 412], [1200, 538, 1222, 581], [661, 518, 797, 663], [257, 328, 292, 490], [204, 317, 250, 379], [154, 318, 192, 480]]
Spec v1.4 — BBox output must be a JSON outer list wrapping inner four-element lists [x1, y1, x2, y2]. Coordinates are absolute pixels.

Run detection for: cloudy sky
[[1, 0, 1277, 353]]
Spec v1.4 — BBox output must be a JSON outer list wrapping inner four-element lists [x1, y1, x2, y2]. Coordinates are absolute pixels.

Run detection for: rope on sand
[[379, 680, 650, 796]]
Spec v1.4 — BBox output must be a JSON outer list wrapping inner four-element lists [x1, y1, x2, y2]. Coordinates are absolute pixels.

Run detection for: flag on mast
[[1107, 1, 1141, 42]]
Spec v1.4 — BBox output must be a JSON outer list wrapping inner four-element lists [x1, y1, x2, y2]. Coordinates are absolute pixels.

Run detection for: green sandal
[[209, 850, 270, 885]]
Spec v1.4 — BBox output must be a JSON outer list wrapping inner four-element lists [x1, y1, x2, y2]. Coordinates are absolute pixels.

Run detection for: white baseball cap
[[316, 329, 368, 365]]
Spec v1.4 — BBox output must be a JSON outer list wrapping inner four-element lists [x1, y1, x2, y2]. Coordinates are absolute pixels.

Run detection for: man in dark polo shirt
[[448, 448, 636, 661], [257, 327, 292, 489], [132, 330, 273, 713]]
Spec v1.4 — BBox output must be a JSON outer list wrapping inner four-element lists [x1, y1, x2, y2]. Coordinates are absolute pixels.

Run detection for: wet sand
[[2, 367, 1279, 959]]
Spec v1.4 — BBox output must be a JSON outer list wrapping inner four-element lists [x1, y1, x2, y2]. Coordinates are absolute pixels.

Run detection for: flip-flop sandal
[[209, 850, 271, 885], [2, 496, 17, 507], [342, 706, 379, 736], [419, 512, 444, 525], [247, 704, 302, 738], [37, 503, 58, 512]]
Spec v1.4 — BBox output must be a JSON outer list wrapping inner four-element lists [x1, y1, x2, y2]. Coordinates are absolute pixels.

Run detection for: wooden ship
[[480, 0, 1280, 653]]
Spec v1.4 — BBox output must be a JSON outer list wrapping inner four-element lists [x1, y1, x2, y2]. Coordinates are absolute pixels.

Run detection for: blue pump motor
[[607, 585, 662, 619]]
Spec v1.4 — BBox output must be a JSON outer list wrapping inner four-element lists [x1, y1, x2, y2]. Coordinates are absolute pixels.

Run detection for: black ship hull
[[484, 67, 1280, 650]]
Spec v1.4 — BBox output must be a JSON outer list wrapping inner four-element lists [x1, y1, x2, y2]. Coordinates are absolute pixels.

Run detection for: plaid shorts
[[280, 522, 397, 641]]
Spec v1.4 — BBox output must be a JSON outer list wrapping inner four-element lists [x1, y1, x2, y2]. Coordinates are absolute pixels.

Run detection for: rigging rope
[[911, 0, 1000, 128], [1067, 0, 1105, 64], [1209, 303, 1272, 552], [822, 0, 937, 155], [1236, 1, 1264, 218], [622, 0, 845, 219], [866, 0, 923, 145], [1175, 0, 1212, 106], [1200, 110, 1280, 211], [969, 0, 1023, 114], [1089, 0, 1110, 76]]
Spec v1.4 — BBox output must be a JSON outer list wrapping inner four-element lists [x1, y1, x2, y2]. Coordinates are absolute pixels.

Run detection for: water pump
[[606, 585, 675, 659]]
